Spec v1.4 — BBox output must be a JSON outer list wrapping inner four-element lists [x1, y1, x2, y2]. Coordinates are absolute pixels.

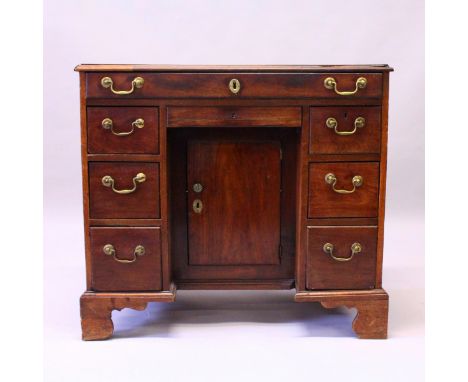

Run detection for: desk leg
[[295, 289, 389, 339], [79, 289, 176, 341]]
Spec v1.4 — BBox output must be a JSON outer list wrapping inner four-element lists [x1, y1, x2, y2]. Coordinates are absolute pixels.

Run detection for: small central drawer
[[167, 106, 302, 128], [88, 162, 160, 219]]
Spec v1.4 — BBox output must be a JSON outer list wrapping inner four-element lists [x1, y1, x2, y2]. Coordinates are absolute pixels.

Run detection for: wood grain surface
[[306, 226, 377, 289], [87, 107, 159, 154], [187, 140, 282, 265], [86, 72, 383, 99], [90, 227, 162, 291], [308, 162, 380, 218], [309, 106, 381, 154], [88, 162, 160, 219]]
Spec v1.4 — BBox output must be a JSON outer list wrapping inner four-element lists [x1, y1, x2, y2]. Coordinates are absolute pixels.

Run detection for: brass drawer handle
[[326, 117, 365, 136], [323, 77, 367, 96], [323, 242, 362, 262], [229, 78, 241, 94], [103, 244, 145, 264], [101, 118, 144, 136], [100, 76, 144, 95], [101, 172, 146, 194], [325, 173, 363, 194]]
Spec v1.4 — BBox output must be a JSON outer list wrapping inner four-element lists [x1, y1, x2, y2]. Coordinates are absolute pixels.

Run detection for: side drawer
[[87, 107, 159, 154], [86, 72, 383, 99], [167, 106, 302, 128], [89, 162, 160, 219], [308, 162, 379, 218], [309, 107, 381, 154], [90, 227, 162, 291], [306, 226, 377, 290]]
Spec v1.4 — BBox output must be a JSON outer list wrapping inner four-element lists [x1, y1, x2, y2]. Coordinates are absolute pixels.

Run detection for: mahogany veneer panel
[[88, 162, 160, 219], [306, 226, 377, 289], [187, 140, 281, 265], [167, 106, 301, 128], [86, 72, 383, 99], [87, 107, 159, 154], [308, 162, 380, 218], [309, 106, 381, 154], [90, 227, 162, 291]]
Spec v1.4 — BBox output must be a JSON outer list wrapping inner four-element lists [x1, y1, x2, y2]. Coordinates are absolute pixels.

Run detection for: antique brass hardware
[[323, 77, 367, 96], [103, 244, 145, 264], [324, 173, 363, 194], [101, 172, 146, 194], [323, 242, 362, 262], [101, 118, 144, 136], [193, 183, 203, 193], [100, 76, 144, 95], [229, 78, 241, 94], [326, 117, 365, 136], [193, 199, 203, 213]]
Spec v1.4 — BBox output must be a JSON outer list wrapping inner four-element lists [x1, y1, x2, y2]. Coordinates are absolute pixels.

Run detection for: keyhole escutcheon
[[193, 199, 203, 214], [229, 78, 241, 94]]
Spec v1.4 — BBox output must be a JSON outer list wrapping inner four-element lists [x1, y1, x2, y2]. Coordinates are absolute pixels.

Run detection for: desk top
[[75, 64, 393, 73]]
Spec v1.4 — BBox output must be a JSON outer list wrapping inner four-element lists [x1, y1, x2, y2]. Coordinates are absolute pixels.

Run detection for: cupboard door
[[187, 140, 282, 265]]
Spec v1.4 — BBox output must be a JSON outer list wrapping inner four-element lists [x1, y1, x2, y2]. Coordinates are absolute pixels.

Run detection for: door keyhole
[[193, 199, 203, 214]]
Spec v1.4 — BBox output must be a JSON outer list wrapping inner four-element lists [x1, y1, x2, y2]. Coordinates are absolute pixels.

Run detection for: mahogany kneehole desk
[[75, 64, 392, 340]]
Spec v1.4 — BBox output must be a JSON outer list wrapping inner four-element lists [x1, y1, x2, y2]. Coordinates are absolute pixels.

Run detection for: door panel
[[187, 140, 281, 265]]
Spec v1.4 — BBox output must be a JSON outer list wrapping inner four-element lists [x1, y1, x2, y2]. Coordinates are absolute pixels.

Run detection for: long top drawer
[[85, 72, 383, 99]]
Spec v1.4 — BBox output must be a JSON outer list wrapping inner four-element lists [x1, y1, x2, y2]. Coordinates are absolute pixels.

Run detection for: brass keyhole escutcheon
[[193, 183, 203, 193], [193, 199, 203, 214], [229, 78, 241, 94]]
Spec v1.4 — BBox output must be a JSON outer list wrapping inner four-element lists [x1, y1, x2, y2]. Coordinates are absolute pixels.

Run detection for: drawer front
[[167, 106, 302, 128], [89, 162, 160, 219], [86, 72, 382, 99], [309, 107, 381, 154], [90, 227, 162, 291], [308, 162, 379, 218], [87, 107, 159, 154], [306, 226, 377, 289]]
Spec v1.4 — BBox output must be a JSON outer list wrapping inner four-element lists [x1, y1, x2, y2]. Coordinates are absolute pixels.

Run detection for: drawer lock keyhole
[[229, 78, 241, 94]]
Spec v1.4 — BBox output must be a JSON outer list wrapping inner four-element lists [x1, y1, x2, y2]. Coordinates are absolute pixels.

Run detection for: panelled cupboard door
[[306, 226, 377, 290], [88, 162, 160, 219], [90, 227, 162, 291], [187, 140, 282, 266], [308, 162, 379, 218]]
